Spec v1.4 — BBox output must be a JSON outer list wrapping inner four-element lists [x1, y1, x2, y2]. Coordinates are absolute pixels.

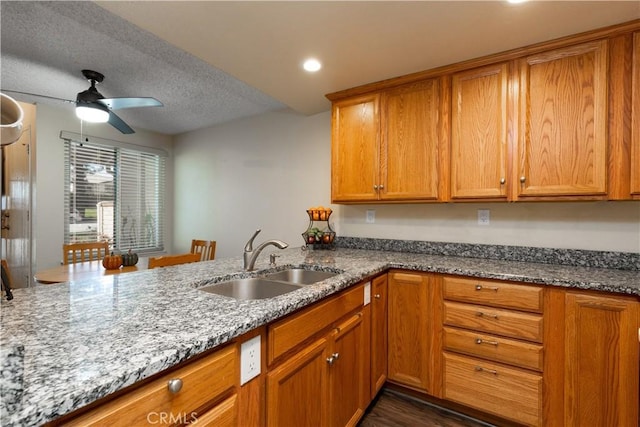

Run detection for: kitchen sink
[[264, 268, 339, 285], [199, 268, 341, 300], [199, 278, 302, 300]]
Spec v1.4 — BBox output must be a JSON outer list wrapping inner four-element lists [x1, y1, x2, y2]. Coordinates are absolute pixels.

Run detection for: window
[[63, 135, 166, 254]]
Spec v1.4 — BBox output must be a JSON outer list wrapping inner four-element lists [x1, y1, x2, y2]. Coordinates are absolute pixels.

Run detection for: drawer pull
[[374, 294, 381, 299], [476, 311, 499, 320], [475, 338, 499, 346], [167, 378, 183, 394], [475, 284, 499, 292], [475, 366, 498, 375]]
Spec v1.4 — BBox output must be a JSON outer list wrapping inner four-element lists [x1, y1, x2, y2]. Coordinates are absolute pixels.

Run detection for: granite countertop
[[1, 246, 638, 426]]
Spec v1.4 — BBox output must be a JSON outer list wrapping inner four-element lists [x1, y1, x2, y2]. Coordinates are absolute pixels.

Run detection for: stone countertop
[[1, 247, 638, 426]]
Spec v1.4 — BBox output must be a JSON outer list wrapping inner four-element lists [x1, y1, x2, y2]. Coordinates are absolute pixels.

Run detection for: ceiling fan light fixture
[[75, 104, 109, 123]]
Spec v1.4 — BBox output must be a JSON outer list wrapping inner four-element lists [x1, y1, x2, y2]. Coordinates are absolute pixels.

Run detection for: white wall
[[174, 109, 640, 259], [173, 109, 332, 258], [34, 103, 173, 270]]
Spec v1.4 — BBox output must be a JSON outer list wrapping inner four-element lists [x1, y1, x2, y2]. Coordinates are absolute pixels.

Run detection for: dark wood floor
[[358, 389, 493, 427]]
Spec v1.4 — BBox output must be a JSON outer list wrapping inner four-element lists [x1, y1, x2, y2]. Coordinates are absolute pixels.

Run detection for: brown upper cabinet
[[513, 41, 609, 200], [327, 20, 640, 203], [331, 80, 444, 203], [632, 32, 640, 197], [331, 94, 380, 202], [450, 63, 509, 200]]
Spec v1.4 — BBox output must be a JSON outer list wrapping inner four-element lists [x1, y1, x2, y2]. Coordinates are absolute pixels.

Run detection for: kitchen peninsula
[[1, 242, 638, 426]]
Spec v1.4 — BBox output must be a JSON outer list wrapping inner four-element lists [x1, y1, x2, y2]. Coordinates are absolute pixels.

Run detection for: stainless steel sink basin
[[199, 268, 341, 300], [199, 278, 302, 300], [264, 268, 338, 285]]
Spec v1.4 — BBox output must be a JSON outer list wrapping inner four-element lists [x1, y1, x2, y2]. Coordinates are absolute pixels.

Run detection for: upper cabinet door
[[631, 32, 640, 196], [516, 40, 608, 198], [380, 79, 442, 201], [451, 63, 509, 200], [331, 94, 380, 202]]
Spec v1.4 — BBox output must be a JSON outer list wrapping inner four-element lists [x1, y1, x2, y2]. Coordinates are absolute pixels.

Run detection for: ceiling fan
[[2, 69, 163, 134]]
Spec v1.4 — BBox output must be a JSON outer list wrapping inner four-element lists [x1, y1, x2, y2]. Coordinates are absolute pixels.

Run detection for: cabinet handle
[[379, 184, 384, 190], [167, 378, 183, 394], [475, 284, 499, 292], [475, 338, 499, 346], [326, 352, 340, 366], [500, 178, 506, 185], [373, 185, 378, 190], [374, 294, 381, 299], [476, 311, 499, 320], [475, 366, 498, 375], [520, 176, 526, 183]]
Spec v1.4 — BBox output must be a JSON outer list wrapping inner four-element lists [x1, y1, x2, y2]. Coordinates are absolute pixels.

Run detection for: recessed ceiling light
[[303, 58, 322, 72], [507, 0, 528, 3]]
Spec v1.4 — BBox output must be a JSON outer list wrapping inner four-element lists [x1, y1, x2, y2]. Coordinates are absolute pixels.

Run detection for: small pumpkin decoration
[[102, 252, 123, 270], [121, 249, 139, 267]]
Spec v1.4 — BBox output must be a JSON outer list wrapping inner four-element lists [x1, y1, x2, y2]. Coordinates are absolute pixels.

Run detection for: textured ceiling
[[2, 1, 639, 136]]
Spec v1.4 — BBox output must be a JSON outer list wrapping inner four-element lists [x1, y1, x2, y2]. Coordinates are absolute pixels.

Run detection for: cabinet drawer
[[193, 394, 237, 427], [444, 301, 543, 343], [443, 327, 543, 371], [443, 276, 543, 312], [65, 344, 238, 427], [443, 352, 542, 427], [268, 284, 363, 364]]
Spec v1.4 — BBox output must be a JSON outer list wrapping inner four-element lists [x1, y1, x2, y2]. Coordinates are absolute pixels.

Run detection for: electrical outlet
[[366, 209, 376, 224], [240, 335, 261, 385], [477, 209, 490, 226]]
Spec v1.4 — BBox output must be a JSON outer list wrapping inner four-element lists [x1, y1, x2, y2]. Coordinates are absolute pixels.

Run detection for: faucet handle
[[269, 253, 280, 267], [244, 229, 261, 252]]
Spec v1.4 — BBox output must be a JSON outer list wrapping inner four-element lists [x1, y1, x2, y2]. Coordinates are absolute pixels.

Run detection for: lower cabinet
[[553, 290, 640, 426], [59, 343, 239, 427], [370, 274, 388, 398], [266, 283, 368, 427], [387, 270, 442, 396]]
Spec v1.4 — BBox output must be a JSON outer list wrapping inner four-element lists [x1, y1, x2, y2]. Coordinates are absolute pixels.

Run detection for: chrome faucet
[[243, 229, 288, 271]]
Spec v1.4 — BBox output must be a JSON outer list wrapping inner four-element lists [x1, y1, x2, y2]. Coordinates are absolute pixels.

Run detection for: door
[[387, 271, 430, 392], [451, 63, 509, 199], [380, 79, 441, 200], [328, 311, 366, 427], [1, 101, 35, 288], [266, 337, 330, 427], [516, 40, 608, 198], [370, 274, 388, 398], [631, 32, 640, 196], [564, 292, 639, 426], [331, 94, 380, 202]]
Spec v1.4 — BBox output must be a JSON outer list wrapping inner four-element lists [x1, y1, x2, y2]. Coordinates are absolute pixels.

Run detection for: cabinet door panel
[[451, 63, 508, 199], [632, 32, 640, 195], [564, 292, 639, 427], [370, 275, 388, 398], [381, 80, 440, 200], [331, 94, 380, 202], [517, 41, 608, 197], [388, 272, 430, 391], [266, 338, 329, 427], [329, 312, 365, 427]]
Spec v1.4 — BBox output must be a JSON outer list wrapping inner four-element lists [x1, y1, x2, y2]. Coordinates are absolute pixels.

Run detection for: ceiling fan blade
[[99, 97, 163, 110], [1, 89, 74, 104], [108, 110, 135, 134]]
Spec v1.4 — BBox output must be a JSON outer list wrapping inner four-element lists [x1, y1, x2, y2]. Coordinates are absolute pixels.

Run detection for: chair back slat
[[63, 242, 109, 265], [190, 239, 216, 261], [148, 252, 202, 269]]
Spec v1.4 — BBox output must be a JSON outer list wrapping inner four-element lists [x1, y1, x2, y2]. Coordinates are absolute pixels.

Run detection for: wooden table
[[35, 258, 149, 284]]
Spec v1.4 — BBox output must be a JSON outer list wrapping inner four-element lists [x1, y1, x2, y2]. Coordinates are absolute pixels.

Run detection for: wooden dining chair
[[190, 239, 217, 261], [1, 259, 14, 300], [148, 252, 202, 269], [62, 241, 110, 265]]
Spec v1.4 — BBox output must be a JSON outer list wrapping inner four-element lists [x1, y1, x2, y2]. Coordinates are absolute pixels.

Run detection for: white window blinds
[[64, 137, 165, 254]]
